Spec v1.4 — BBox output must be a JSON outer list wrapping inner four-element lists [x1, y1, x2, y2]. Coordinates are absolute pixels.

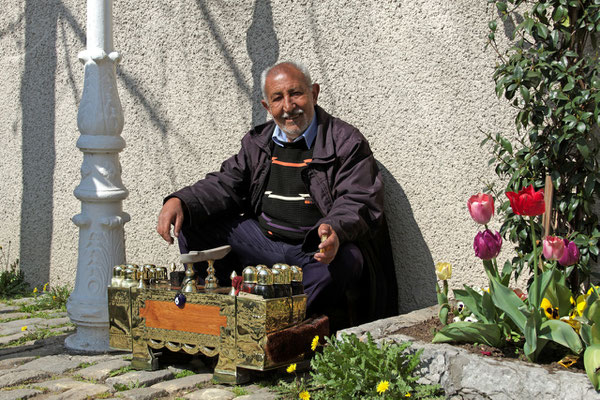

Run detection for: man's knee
[[332, 243, 363, 285]]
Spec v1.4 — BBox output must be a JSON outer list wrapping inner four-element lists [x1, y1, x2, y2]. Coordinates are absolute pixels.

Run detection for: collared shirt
[[272, 112, 318, 149]]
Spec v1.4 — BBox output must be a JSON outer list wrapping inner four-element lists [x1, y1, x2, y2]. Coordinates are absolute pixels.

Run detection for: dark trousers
[[177, 216, 363, 319]]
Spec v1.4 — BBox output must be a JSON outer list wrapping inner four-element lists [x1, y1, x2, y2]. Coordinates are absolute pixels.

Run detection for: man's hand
[[156, 197, 184, 244], [314, 224, 339, 264]]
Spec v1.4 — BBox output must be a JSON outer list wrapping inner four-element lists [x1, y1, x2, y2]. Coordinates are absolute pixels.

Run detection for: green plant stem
[[530, 216, 540, 308]]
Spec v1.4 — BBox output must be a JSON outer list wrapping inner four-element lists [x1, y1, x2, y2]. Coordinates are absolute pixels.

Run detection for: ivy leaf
[[553, 5, 567, 22], [585, 177, 595, 197], [577, 142, 590, 158], [514, 65, 524, 80], [576, 122, 587, 133], [496, 2, 507, 12], [520, 86, 530, 103], [563, 81, 575, 92], [535, 23, 549, 39]]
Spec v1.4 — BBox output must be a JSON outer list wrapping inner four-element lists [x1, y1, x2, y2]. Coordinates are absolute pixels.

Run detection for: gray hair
[[260, 61, 312, 101]]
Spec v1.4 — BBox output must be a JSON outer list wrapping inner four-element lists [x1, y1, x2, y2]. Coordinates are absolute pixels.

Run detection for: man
[[157, 62, 397, 330]]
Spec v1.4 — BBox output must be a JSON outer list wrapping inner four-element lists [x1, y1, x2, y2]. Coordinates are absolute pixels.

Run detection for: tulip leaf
[[481, 291, 498, 323], [587, 301, 600, 325], [528, 270, 554, 309], [584, 345, 600, 390], [539, 319, 583, 354], [524, 311, 545, 361], [432, 322, 503, 347], [489, 276, 527, 333], [581, 324, 592, 346], [500, 260, 513, 286], [455, 287, 491, 324], [592, 323, 600, 345], [544, 271, 573, 317]]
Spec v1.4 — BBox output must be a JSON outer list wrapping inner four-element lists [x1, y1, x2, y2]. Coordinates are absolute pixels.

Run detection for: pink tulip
[[473, 230, 502, 260], [467, 193, 495, 224], [542, 236, 565, 261], [558, 239, 580, 266]]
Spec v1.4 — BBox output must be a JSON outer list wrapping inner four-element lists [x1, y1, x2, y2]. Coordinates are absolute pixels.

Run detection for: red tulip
[[473, 230, 503, 260], [505, 185, 545, 216], [467, 193, 495, 224], [543, 236, 565, 261], [558, 239, 580, 266]]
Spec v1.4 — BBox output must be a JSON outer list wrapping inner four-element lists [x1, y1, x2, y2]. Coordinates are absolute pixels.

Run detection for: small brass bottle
[[255, 268, 275, 299], [155, 266, 169, 289], [241, 266, 258, 294], [121, 264, 138, 288], [271, 267, 291, 298], [110, 265, 124, 287], [290, 265, 304, 295], [279, 264, 293, 296]]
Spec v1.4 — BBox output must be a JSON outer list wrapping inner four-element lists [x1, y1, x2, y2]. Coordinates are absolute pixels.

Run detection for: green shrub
[[0, 243, 28, 298], [309, 333, 443, 399]]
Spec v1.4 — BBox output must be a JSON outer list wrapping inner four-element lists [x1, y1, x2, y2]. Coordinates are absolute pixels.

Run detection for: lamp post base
[[64, 324, 110, 353]]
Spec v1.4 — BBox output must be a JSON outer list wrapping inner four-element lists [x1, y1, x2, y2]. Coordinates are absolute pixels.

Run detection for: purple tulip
[[558, 239, 580, 266], [473, 230, 502, 260]]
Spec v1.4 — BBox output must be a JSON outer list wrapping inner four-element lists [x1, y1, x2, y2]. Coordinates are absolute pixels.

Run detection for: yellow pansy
[[570, 295, 587, 317], [435, 262, 452, 281], [286, 363, 296, 374], [311, 335, 319, 351], [43, 283, 49, 292], [299, 391, 310, 400], [541, 298, 559, 319], [33, 287, 38, 294], [376, 380, 389, 394]]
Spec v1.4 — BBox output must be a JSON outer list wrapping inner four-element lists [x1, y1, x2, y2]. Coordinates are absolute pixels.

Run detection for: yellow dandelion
[[405, 393, 412, 397], [21, 326, 27, 331], [33, 287, 38, 293], [286, 363, 296, 374], [311, 335, 319, 351], [53, 296, 56, 300], [299, 391, 310, 400], [376, 380, 389, 394]]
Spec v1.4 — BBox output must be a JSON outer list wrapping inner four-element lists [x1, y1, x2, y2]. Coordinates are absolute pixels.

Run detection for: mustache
[[281, 109, 304, 118]]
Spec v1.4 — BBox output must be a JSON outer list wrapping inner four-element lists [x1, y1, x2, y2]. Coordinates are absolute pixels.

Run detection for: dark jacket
[[171, 106, 398, 321]]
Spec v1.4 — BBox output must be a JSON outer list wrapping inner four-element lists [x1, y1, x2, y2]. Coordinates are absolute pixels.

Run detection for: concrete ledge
[[340, 306, 600, 400]]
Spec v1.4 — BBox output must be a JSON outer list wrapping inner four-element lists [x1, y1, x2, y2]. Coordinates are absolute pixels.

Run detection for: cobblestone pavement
[[0, 298, 281, 400]]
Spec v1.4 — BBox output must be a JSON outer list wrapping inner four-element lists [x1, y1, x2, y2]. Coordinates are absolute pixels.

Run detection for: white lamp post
[[66, 0, 129, 352]]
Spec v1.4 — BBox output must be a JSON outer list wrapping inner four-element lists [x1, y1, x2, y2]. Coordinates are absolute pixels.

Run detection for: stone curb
[[340, 305, 600, 400]]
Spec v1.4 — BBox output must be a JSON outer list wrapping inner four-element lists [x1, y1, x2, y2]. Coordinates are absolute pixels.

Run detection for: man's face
[[261, 65, 320, 141]]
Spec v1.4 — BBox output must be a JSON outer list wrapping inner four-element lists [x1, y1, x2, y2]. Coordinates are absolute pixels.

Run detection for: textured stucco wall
[[1, 0, 520, 313]]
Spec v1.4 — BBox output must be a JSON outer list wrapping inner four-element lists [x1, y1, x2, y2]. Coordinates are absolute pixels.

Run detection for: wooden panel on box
[[139, 300, 227, 336]]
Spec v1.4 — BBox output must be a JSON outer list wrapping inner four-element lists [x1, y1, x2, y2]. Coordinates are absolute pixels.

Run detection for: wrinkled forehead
[[265, 65, 310, 89]]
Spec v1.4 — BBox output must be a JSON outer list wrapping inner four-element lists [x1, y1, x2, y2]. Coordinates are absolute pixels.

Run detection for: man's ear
[[261, 99, 270, 113], [311, 83, 320, 103]]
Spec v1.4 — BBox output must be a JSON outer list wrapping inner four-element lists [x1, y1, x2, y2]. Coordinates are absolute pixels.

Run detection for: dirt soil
[[395, 316, 586, 375]]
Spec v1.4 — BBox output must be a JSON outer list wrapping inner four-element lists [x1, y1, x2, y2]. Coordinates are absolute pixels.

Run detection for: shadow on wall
[[19, 0, 60, 287], [379, 164, 437, 314], [246, 0, 279, 127]]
